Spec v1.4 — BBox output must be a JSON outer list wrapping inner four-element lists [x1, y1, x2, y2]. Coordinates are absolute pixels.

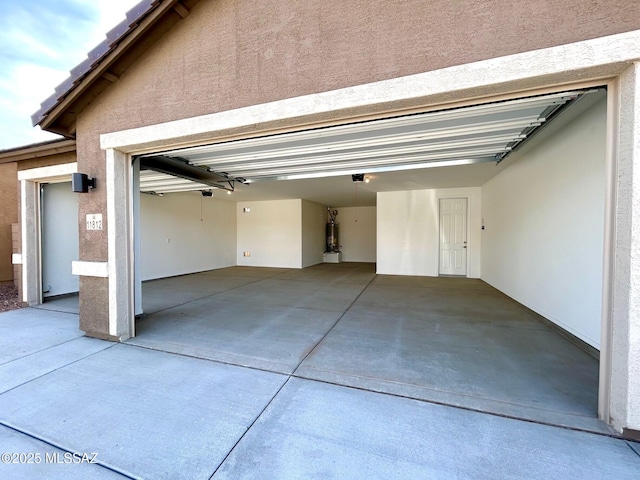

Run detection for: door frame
[[17, 163, 78, 305], [438, 196, 470, 277]]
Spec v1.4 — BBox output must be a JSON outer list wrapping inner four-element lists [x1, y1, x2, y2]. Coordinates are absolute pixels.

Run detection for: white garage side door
[[439, 198, 468, 276], [41, 182, 79, 297]]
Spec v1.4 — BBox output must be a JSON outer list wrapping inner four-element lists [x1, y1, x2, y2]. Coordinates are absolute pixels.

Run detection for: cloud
[[0, 0, 140, 149]]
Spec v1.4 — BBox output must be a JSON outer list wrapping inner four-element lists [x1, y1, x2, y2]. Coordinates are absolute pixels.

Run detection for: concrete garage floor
[[133, 263, 601, 432], [1, 264, 639, 478], [34, 294, 80, 315]]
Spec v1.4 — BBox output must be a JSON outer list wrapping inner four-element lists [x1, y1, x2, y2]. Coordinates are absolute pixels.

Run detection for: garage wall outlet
[[243, 251, 251, 257]]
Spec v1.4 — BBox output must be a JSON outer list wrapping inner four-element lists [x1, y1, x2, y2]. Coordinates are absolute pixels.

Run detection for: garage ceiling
[[137, 89, 601, 206]]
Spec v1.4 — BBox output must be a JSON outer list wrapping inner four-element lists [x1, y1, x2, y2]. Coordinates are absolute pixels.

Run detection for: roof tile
[[54, 76, 75, 97], [31, 0, 163, 128], [105, 20, 131, 45], [87, 40, 110, 63]]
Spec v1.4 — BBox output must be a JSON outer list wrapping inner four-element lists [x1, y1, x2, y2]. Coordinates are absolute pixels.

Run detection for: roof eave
[[0, 139, 77, 164]]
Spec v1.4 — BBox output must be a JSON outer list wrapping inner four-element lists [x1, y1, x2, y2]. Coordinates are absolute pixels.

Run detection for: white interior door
[[41, 182, 79, 297], [439, 198, 467, 276]]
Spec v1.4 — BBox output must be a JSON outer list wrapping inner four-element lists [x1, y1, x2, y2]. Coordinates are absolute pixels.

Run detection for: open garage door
[[136, 89, 597, 190]]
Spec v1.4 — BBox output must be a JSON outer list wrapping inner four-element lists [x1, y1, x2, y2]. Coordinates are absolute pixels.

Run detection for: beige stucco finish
[[610, 62, 640, 433], [85, 0, 640, 136], [0, 163, 18, 282]]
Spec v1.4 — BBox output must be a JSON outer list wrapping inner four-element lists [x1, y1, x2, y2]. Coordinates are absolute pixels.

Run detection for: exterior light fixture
[[352, 173, 365, 182], [201, 190, 213, 197], [72, 173, 96, 193]]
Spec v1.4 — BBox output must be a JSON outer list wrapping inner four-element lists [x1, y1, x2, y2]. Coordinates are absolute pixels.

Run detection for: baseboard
[[480, 278, 600, 360], [534, 313, 600, 360]]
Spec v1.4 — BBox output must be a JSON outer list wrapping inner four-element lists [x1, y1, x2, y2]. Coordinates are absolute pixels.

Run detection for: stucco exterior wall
[[610, 62, 640, 434], [81, 0, 640, 136], [11, 223, 20, 288], [0, 162, 18, 282]]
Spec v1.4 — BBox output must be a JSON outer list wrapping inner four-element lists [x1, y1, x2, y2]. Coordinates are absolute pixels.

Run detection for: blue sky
[[0, 0, 140, 150]]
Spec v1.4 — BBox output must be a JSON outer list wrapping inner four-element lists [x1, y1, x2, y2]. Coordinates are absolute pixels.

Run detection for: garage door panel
[[41, 182, 79, 297]]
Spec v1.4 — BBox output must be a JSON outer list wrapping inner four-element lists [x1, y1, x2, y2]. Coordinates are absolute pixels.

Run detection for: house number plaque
[[86, 214, 103, 231]]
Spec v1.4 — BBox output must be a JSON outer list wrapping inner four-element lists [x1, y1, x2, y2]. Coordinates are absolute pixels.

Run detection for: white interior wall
[[140, 192, 236, 280], [481, 97, 606, 349], [336, 206, 376, 262], [302, 200, 327, 267], [41, 182, 79, 296], [377, 187, 481, 277], [237, 199, 302, 268]]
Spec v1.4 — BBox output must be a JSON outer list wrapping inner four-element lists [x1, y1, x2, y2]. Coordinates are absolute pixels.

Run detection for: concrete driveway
[[1, 288, 639, 478]]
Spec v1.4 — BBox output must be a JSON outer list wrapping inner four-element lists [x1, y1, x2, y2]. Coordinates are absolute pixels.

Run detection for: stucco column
[[106, 148, 134, 340], [132, 157, 143, 317], [610, 62, 640, 434], [19, 180, 40, 305]]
